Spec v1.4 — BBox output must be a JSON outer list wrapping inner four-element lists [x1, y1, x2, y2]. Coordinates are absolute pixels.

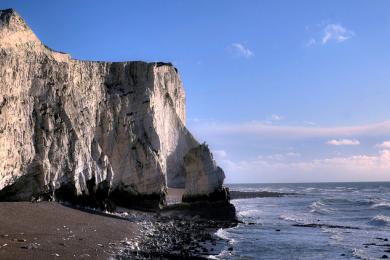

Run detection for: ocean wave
[[352, 248, 371, 260], [303, 187, 318, 192], [368, 215, 390, 226], [322, 197, 350, 204], [310, 200, 325, 208], [229, 187, 295, 194], [309, 200, 335, 214], [361, 188, 381, 193], [215, 228, 236, 245], [238, 209, 262, 218], [322, 197, 378, 208], [370, 201, 390, 209], [279, 214, 306, 224], [310, 200, 325, 211], [215, 228, 230, 240], [323, 230, 343, 242]]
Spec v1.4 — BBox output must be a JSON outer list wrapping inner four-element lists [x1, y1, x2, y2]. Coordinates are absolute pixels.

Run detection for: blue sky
[[2, 1, 390, 183]]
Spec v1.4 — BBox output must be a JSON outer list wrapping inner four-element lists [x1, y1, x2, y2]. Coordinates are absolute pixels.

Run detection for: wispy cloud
[[322, 24, 354, 44], [306, 23, 354, 47], [326, 138, 360, 146], [306, 38, 317, 47], [212, 150, 228, 159], [220, 149, 390, 183], [190, 120, 390, 183], [257, 152, 301, 161], [271, 114, 284, 121], [229, 43, 254, 58], [303, 121, 316, 126], [191, 120, 390, 140], [377, 141, 390, 149]]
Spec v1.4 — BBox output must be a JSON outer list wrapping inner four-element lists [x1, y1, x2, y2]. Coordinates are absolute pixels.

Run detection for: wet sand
[[0, 201, 235, 260], [0, 202, 140, 259], [0, 190, 243, 259]]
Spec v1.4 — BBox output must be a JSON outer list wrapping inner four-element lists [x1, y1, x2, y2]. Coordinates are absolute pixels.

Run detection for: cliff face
[[0, 9, 227, 209], [183, 144, 225, 199]]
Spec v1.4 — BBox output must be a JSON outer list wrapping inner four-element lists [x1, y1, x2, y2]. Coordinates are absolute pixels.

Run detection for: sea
[[215, 182, 390, 260]]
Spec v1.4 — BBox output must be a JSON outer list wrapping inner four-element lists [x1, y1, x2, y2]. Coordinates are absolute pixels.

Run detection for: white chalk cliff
[[0, 9, 227, 209]]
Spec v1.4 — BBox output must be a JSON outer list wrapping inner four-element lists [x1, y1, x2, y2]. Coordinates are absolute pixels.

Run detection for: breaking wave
[[309, 200, 332, 214], [238, 209, 262, 218], [370, 201, 390, 209], [369, 215, 390, 226]]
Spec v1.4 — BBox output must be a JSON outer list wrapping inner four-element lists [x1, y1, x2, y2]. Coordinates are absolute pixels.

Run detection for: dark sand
[[0, 202, 140, 259], [0, 189, 246, 259]]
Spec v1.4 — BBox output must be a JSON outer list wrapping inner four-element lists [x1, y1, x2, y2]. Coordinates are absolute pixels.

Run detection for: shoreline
[[0, 190, 292, 259], [0, 202, 234, 259]]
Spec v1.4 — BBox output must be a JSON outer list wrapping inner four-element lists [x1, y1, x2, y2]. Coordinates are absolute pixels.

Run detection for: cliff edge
[[0, 9, 232, 214]]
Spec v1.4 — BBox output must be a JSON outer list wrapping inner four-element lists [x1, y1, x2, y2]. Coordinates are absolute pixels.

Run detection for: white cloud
[[306, 38, 316, 47], [286, 152, 301, 157], [229, 43, 254, 58], [258, 152, 301, 161], [306, 23, 354, 47], [271, 114, 284, 121], [189, 120, 390, 182], [326, 138, 360, 146], [190, 120, 390, 183], [303, 121, 316, 126], [377, 141, 390, 149], [221, 149, 390, 183], [322, 24, 354, 44], [212, 150, 227, 159], [191, 120, 390, 140]]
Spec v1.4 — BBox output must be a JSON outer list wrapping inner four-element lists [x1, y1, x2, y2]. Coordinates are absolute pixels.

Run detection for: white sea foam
[[309, 200, 334, 214], [310, 200, 325, 207], [309, 200, 324, 210], [303, 187, 317, 192], [369, 214, 390, 226], [371, 201, 390, 209], [352, 248, 372, 260], [279, 214, 303, 223], [209, 248, 232, 259], [215, 228, 236, 245], [238, 209, 262, 218], [222, 183, 390, 259], [322, 228, 344, 242], [215, 228, 230, 241]]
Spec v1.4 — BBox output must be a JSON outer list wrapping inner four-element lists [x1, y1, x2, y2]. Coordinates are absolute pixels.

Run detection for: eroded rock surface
[[0, 9, 229, 209], [182, 144, 226, 201]]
